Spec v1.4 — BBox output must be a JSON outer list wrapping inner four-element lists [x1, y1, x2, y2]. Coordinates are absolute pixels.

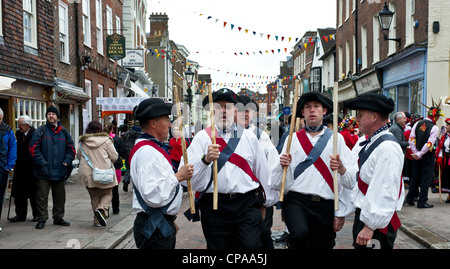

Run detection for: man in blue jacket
[[29, 105, 75, 229], [0, 108, 16, 232]]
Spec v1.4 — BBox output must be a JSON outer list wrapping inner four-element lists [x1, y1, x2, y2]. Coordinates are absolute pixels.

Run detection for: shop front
[[2, 79, 53, 131], [54, 78, 91, 145], [376, 46, 427, 117]]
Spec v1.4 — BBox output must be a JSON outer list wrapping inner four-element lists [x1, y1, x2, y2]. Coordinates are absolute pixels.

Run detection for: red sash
[[357, 173, 402, 234], [205, 127, 265, 201], [296, 129, 334, 192], [129, 140, 173, 169]]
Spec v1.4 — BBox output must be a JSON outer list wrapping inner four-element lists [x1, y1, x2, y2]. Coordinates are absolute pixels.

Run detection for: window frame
[[59, 1, 70, 63]]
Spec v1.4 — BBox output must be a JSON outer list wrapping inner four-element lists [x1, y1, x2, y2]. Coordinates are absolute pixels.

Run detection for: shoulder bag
[[80, 143, 114, 184]]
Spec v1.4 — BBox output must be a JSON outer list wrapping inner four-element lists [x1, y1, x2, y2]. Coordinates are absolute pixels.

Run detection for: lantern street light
[[184, 66, 195, 110], [184, 66, 195, 134], [378, 1, 401, 47]]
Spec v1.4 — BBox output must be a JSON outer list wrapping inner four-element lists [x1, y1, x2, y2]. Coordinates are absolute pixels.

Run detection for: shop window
[[15, 99, 46, 128], [410, 81, 423, 116]]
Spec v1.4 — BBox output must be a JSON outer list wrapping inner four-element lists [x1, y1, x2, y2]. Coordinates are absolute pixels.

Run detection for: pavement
[[1, 174, 450, 249]]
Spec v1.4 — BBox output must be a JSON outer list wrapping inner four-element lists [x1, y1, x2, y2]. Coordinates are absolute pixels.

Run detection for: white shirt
[[131, 138, 182, 216], [248, 125, 280, 205], [270, 127, 357, 217], [181, 127, 276, 207], [342, 130, 405, 230]]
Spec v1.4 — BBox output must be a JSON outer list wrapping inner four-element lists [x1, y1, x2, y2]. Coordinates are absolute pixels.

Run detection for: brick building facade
[[336, 0, 430, 117], [0, 0, 55, 129]]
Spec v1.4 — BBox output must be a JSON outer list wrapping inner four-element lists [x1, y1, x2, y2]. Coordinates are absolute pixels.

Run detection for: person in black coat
[[29, 105, 75, 229], [9, 116, 37, 222]]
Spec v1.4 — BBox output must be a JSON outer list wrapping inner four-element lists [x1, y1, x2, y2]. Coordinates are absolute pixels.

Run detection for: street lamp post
[[378, 1, 401, 47], [184, 66, 195, 136]]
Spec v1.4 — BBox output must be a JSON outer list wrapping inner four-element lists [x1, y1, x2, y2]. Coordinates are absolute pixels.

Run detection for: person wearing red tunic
[[168, 125, 190, 170], [339, 117, 359, 150]]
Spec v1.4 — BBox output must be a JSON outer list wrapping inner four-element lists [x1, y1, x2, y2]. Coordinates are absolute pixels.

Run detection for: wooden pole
[[207, 85, 219, 210], [173, 85, 195, 214], [332, 82, 339, 211], [279, 80, 299, 202], [295, 117, 301, 132]]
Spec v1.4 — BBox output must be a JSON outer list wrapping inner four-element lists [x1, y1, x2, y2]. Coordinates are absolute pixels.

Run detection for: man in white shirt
[[236, 94, 279, 249], [337, 93, 405, 249], [130, 98, 194, 249], [182, 88, 274, 249], [270, 91, 356, 249]]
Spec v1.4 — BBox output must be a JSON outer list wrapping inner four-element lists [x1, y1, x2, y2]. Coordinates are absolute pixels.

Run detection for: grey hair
[[19, 115, 32, 126], [393, 112, 405, 122], [0, 108, 3, 117]]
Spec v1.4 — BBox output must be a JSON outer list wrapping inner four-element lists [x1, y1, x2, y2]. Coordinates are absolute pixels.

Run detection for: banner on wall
[[96, 97, 172, 118]]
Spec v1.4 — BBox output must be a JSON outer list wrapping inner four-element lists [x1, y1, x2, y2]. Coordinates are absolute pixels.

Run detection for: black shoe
[[8, 215, 26, 222], [95, 209, 107, 227], [36, 221, 45, 229], [113, 208, 120, 214], [53, 218, 70, 226], [418, 203, 434, 209], [123, 182, 129, 192], [405, 200, 415, 206]]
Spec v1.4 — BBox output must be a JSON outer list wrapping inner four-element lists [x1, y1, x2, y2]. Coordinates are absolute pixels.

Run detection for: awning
[[0, 76, 16, 91], [54, 79, 90, 101], [130, 81, 149, 97]]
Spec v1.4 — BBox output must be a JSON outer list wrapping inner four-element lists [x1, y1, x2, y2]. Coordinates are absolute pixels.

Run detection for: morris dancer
[[270, 91, 355, 249], [129, 98, 194, 249], [181, 88, 275, 249], [405, 104, 443, 208], [337, 93, 405, 249], [236, 94, 280, 249]]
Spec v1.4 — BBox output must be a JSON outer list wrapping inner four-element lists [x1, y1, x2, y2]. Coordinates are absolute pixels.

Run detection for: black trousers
[[11, 175, 38, 219], [352, 208, 397, 249], [199, 190, 263, 249], [281, 191, 335, 249], [406, 151, 435, 207], [133, 212, 176, 249], [261, 206, 274, 249]]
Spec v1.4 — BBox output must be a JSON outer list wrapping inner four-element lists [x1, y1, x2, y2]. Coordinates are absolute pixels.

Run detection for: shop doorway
[[0, 98, 11, 126]]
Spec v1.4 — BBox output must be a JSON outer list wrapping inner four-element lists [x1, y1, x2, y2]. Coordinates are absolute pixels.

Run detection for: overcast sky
[[147, 0, 337, 93]]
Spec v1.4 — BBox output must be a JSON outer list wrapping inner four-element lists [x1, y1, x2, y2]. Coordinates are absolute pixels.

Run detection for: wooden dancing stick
[[173, 85, 195, 214], [332, 82, 339, 211], [207, 84, 219, 210], [279, 79, 299, 202], [295, 117, 301, 132]]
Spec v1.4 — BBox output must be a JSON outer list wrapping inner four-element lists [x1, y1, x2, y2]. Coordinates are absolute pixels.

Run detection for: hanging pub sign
[[106, 33, 126, 60], [122, 49, 144, 67]]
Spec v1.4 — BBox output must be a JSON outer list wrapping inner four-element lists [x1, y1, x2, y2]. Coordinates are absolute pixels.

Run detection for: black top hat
[[236, 95, 259, 112], [134, 98, 173, 121], [343, 93, 395, 114], [202, 88, 243, 110], [296, 91, 333, 118]]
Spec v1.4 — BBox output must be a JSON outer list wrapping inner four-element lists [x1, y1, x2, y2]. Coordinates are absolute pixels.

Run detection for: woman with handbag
[[77, 121, 118, 227]]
